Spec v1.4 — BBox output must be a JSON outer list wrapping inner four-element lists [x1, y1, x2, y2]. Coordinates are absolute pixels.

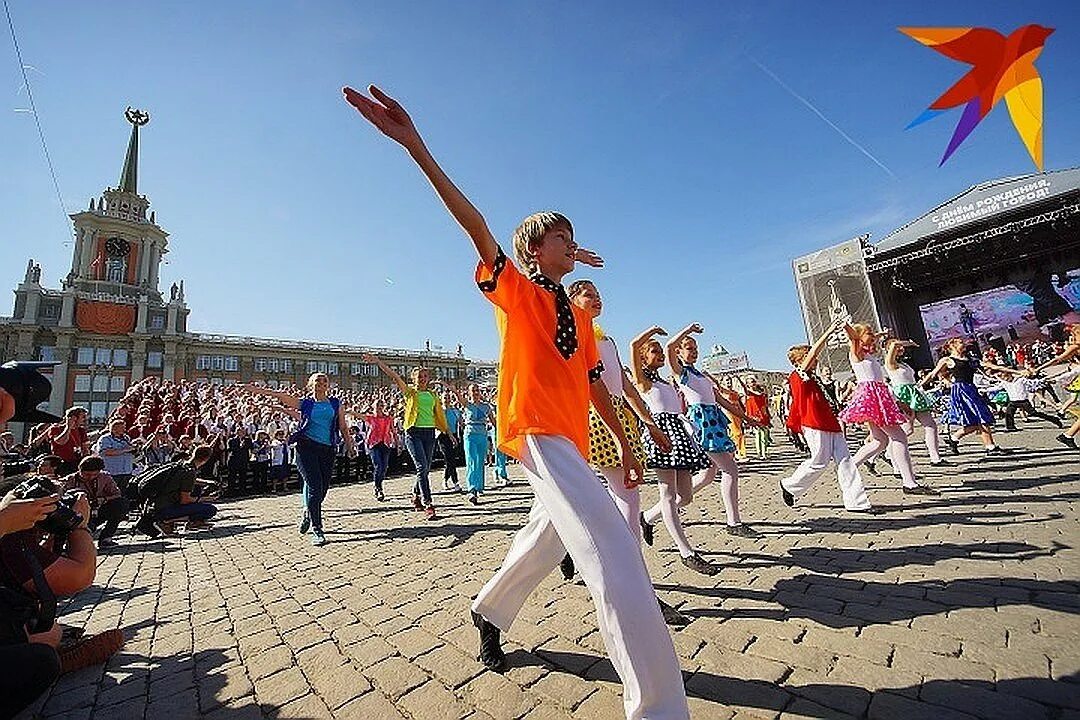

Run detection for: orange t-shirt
[[477, 248, 602, 460]]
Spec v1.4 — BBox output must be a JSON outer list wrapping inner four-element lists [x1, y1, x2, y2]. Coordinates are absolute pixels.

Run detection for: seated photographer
[[135, 445, 217, 537], [62, 456, 129, 548]]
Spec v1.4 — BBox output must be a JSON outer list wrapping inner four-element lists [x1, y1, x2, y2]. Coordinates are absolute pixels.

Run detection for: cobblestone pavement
[[18, 426, 1080, 720]]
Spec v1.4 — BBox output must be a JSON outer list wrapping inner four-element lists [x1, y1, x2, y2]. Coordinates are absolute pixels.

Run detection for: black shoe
[[1056, 434, 1078, 449], [865, 460, 879, 476], [559, 553, 575, 581], [299, 512, 311, 534], [985, 446, 1011, 456], [946, 437, 960, 455], [779, 481, 794, 508], [846, 506, 882, 515], [471, 611, 506, 672], [639, 512, 654, 547], [726, 523, 763, 539], [469, 491, 479, 505], [374, 489, 385, 502], [1052, 417, 1064, 429], [681, 552, 719, 576], [902, 484, 941, 496], [929, 459, 950, 467], [657, 597, 690, 628]]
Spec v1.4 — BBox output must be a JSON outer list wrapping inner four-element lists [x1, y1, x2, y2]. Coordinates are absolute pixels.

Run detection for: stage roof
[[874, 167, 1080, 255]]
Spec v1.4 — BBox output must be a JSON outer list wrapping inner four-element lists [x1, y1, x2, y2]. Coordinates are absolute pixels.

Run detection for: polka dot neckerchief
[[528, 272, 579, 361], [642, 367, 666, 384]]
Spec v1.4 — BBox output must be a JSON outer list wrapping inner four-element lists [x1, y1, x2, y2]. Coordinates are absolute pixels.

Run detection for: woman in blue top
[[451, 383, 493, 505], [247, 374, 355, 546]]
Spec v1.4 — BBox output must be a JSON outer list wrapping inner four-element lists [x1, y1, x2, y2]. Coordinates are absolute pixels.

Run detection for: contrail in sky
[[749, 56, 898, 181]]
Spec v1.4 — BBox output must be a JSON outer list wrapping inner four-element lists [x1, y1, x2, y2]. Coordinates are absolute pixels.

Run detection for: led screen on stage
[[919, 268, 1080, 348]]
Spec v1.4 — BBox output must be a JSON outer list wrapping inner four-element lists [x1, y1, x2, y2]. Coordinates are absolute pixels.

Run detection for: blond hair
[[306, 373, 328, 393], [567, 278, 595, 299], [512, 212, 573, 274], [787, 344, 811, 366]]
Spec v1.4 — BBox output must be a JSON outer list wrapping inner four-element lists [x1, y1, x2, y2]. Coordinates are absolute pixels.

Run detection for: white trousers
[[780, 427, 871, 510], [471, 435, 689, 720]]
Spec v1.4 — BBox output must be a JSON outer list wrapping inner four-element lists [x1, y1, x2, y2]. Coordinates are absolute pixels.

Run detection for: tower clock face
[[105, 237, 130, 258]]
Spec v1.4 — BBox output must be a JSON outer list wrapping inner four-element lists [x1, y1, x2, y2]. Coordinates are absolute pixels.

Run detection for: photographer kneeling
[[135, 445, 217, 538], [62, 456, 129, 548]]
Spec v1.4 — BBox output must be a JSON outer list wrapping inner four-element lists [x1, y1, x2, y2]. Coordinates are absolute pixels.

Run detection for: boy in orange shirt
[[345, 85, 689, 720]]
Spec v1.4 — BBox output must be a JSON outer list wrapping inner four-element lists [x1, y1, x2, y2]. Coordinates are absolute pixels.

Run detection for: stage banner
[[793, 237, 880, 378]]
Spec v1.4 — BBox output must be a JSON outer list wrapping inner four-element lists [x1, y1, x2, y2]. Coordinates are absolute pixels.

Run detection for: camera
[[10, 476, 83, 535], [2, 459, 35, 478]]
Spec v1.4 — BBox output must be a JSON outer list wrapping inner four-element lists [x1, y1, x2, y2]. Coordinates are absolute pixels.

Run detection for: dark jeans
[[227, 463, 248, 495], [404, 427, 436, 506], [370, 443, 391, 492], [155, 501, 217, 522], [1004, 400, 1060, 430], [335, 454, 351, 482], [91, 497, 130, 539], [251, 461, 269, 491], [438, 433, 458, 484], [0, 642, 60, 718], [112, 474, 135, 501], [295, 436, 334, 532]]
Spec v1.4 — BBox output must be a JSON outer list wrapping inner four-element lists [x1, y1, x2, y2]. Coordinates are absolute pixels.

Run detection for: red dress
[[786, 371, 842, 434]]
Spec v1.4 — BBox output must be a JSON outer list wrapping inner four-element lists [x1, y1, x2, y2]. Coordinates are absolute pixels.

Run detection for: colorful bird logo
[[900, 25, 1054, 170]]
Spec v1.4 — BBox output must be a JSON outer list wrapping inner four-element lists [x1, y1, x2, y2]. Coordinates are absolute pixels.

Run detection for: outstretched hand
[[343, 85, 422, 150], [574, 247, 605, 268]]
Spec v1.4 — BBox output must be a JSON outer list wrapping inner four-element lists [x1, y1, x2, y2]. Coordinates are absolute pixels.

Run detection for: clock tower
[[62, 108, 188, 337]]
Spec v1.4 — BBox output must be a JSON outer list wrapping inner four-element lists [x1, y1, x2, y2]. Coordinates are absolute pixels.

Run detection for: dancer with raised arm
[[779, 318, 873, 511], [246, 374, 355, 546], [450, 383, 493, 505], [632, 326, 722, 575], [839, 323, 938, 495], [364, 354, 451, 520], [648, 323, 761, 538], [922, 337, 1021, 455], [344, 84, 689, 719]]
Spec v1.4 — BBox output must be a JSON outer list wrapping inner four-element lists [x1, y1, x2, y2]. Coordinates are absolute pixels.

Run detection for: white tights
[[598, 467, 641, 546], [903, 412, 942, 463], [851, 424, 918, 488], [642, 451, 741, 528], [641, 469, 695, 558]]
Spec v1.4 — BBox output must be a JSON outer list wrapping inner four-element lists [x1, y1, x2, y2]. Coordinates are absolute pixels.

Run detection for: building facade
[[1, 110, 494, 432]]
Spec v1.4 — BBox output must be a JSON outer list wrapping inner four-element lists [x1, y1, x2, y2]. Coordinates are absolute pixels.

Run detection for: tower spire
[[118, 107, 150, 194]]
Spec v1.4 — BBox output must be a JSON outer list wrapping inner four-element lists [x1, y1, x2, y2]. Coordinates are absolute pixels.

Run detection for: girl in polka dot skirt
[[645, 324, 763, 539], [631, 327, 722, 575]]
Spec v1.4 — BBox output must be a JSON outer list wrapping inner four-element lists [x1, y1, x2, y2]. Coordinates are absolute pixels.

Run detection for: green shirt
[[414, 390, 436, 428]]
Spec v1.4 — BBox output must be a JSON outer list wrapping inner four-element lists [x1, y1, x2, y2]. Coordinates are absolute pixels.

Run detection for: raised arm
[[920, 357, 952, 388], [364, 354, 411, 395], [666, 323, 702, 378], [244, 384, 300, 410], [629, 325, 667, 388], [343, 85, 498, 268], [802, 318, 845, 373], [1034, 343, 1079, 373]]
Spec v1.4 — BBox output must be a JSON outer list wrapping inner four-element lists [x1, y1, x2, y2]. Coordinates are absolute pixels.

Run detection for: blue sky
[[2, 1, 1078, 369]]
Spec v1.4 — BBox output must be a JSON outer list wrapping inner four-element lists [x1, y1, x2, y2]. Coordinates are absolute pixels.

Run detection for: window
[[147, 351, 163, 369], [92, 375, 108, 392], [150, 315, 165, 330], [254, 358, 268, 372], [74, 375, 91, 392], [196, 356, 210, 370], [327, 362, 338, 375], [211, 356, 224, 371], [95, 348, 111, 365], [41, 304, 59, 319], [110, 376, 126, 393], [351, 363, 362, 376], [112, 349, 128, 367], [105, 257, 126, 284], [38, 346, 56, 362], [225, 356, 239, 372], [307, 361, 318, 373], [90, 402, 107, 421], [282, 359, 292, 372], [77, 347, 94, 365]]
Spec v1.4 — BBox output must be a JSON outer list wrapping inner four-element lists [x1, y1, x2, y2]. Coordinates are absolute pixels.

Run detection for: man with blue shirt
[[95, 419, 137, 499]]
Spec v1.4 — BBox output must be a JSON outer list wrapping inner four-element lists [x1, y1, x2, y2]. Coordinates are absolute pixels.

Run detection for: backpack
[[134, 461, 186, 503]]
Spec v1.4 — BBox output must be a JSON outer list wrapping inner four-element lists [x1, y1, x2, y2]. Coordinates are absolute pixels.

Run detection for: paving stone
[[364, 655, 430, 699]]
